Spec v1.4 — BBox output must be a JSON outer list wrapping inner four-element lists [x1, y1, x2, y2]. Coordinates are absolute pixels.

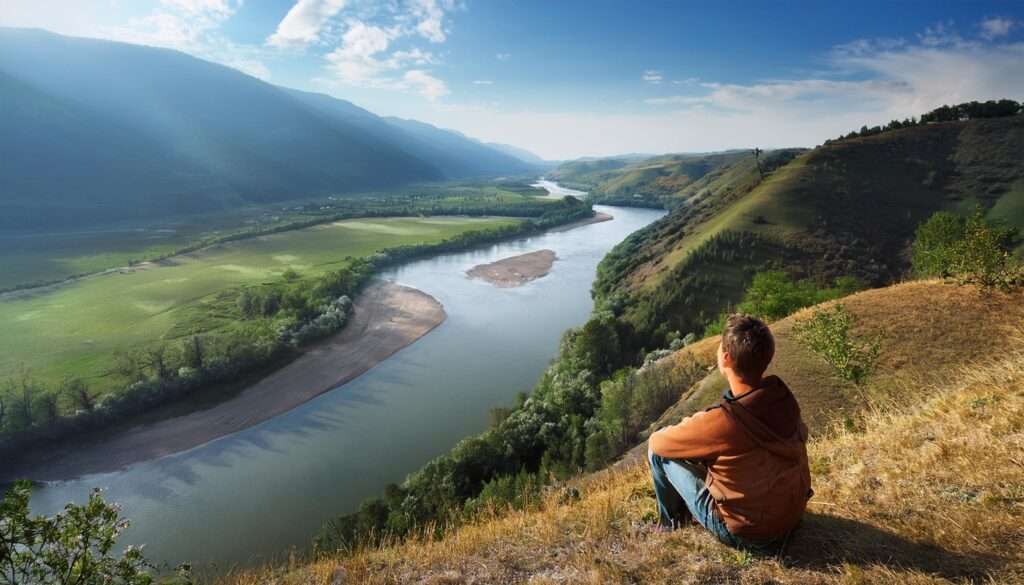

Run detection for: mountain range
[[0, 28, 541, 230]]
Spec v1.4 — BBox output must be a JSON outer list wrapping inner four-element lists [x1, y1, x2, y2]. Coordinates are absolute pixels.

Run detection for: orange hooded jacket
[[648, 375, 812, 540]]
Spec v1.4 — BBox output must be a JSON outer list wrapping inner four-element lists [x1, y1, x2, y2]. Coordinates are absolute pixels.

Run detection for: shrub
[[0, 481, 154, 584], [793, 304, 881, 385], [911, 211, 966, 277], [912, 208, 1020, 290], [950, 209, 1021, 291]]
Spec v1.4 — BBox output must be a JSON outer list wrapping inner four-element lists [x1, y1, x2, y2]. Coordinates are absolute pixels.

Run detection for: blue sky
[[2, 0, 1024, 159]]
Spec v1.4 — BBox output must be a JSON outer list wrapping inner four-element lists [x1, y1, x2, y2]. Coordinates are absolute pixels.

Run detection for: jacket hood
[[720, 376, 807, 462]]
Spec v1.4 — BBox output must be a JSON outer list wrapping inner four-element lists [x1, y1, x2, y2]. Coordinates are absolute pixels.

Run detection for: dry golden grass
[[216, 282, 1024, 585]]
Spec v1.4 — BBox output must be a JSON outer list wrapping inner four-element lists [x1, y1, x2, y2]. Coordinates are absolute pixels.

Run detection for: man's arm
[[648, 407, 734, 462]]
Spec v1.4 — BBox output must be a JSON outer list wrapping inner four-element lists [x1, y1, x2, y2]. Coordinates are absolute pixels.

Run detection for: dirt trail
[[5, 281, 445, 481]]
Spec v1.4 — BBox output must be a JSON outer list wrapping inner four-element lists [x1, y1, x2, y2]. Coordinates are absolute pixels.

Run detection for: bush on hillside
[[950, 210, 1021, 291], [911, 211, 967, 277], [912, 208, 1020, 291], [793, 304, 881, 386], [0, 481, 154, 585], [702, 271, 863, 336]]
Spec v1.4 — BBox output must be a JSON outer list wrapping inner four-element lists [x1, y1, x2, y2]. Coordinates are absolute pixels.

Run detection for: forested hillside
[[593, 114, 1024, 355], [0, 28, 535, 230]]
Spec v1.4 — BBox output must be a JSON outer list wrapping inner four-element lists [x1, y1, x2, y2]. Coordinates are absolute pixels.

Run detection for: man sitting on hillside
[[648, 314, 812, 550]]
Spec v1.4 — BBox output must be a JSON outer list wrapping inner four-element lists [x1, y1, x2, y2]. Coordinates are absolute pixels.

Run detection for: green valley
[[0, 216, 521, 395]]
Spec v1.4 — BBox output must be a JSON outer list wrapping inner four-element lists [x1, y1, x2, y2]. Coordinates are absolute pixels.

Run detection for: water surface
[[30, 204, 664, 569]]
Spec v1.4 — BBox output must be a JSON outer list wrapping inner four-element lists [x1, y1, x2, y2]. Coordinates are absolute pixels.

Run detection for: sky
[[2, 0, 1024, 160]]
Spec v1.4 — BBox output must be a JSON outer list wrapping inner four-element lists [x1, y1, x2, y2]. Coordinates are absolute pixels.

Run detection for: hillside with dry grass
[[216, 280, 1024, 585]]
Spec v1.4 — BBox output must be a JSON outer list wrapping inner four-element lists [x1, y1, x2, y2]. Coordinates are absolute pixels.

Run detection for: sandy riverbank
[[467, 249, 558, 287], [4, 281, 445, 481]]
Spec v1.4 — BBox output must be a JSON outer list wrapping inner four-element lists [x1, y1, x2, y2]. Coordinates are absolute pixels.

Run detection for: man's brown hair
[[722, 314, 775, 379]]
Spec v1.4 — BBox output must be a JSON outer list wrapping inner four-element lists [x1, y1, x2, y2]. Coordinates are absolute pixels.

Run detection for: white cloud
[[321, 19, 448, 101], [472, 80, 493, 85], [315, 0, 455, 102], [403, 69, 449, 100], [324, 21, 397, 83], [642, 69, 663, 84], [644, 95, 708, 106], [409, 0, 452, 43], [980, 17, 1015, 40], [161, 0, 235, 16], [496, 52, 511, 60], [266, 0, 347, 48]]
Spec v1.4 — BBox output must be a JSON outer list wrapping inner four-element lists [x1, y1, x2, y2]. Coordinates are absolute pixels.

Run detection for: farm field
[[0, 182, 552, 290], [0, 216, 522, 395]]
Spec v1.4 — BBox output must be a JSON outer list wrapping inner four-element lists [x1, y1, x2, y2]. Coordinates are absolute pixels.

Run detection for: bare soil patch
[[468, 250, 557, 288]]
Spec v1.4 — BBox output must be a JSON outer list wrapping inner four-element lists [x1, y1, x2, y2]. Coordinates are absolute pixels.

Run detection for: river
[[531, 178, 588, 198], [28, 203, 664, 570]]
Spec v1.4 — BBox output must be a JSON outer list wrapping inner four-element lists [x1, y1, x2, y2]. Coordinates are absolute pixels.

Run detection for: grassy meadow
[[0, 181, 552, 291], [0, 216, 521, 394]]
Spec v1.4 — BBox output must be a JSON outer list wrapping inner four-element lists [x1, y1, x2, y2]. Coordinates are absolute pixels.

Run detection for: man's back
[[647, 315, 812, 546]]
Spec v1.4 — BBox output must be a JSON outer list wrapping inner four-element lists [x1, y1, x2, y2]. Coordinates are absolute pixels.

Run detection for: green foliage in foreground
[[0, 482, 153, 585], [703, 271, 863, 336], [912, 208, 1021, 291], [793, 304, 882, 386]]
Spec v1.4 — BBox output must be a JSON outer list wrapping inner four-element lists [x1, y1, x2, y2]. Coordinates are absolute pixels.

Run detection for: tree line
[[825, 99, 1022, 144]]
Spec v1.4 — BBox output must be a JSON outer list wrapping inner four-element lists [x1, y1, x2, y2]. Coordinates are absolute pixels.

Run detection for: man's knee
[[647, 447, 664, 468]]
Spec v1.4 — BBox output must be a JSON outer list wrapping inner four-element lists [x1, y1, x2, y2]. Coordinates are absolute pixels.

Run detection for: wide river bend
[[29, 204, 664, 569]]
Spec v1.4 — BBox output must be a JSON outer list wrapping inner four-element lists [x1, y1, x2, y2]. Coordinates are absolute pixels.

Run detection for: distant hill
[[383, 117, 537, 178], [551, 151, 757, 207], [0, 28, 530, 229], [484, 142, 551, 167], [592, 116, 1024, 348]]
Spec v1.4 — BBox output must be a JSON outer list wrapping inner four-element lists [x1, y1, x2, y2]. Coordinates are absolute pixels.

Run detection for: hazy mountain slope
[[594, 117, 1024, 347], [484, 142, 550, 166], [0, 29, 532, 229], [0, 70, 234, 228], [286, 89, 537, 179], [222, 280, 1024, 585], [384, 116, 537, 178]]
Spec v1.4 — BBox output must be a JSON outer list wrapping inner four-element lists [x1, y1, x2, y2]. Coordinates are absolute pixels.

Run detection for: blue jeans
[[648, 450, 767, 550]]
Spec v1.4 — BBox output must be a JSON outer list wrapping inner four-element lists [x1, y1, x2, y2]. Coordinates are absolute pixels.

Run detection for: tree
[[180, 335, 205, 370], [0, 481, 154, 585], [236, 289, 257, 318], [911, 211, 966, 277], [950, 208, 1020, 291], [911, 208, 1020, 290], [61, 377, 94, 413], [35, 393, 59, 424], [752, 147, 764, 179], [281, 267, 301, 282], [141, 345, 172, 381], [793, 304, 881, 385]]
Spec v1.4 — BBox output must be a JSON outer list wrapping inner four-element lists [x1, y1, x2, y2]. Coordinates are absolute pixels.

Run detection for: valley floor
[[2, 281, 444, 481]]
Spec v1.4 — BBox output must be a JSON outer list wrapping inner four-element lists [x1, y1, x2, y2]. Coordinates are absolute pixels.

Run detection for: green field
[[0, 216, 521, 393], [0, 182, 553, 291]]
